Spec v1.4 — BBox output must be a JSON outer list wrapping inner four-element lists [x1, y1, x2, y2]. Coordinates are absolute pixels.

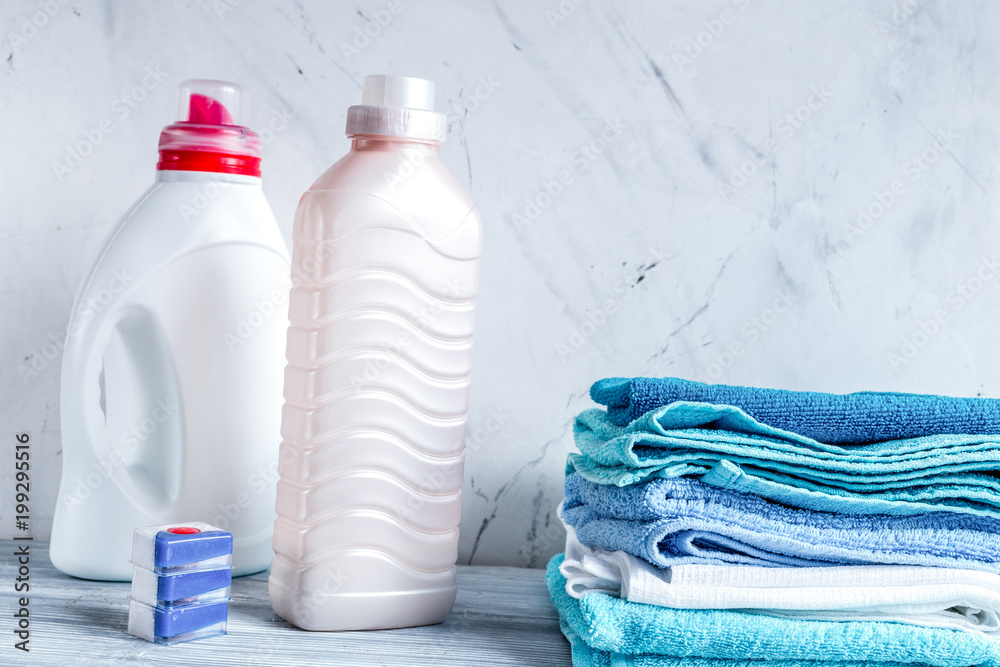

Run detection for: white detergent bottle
[[51, 80, 289, 580], [269, 74, 483, 631]]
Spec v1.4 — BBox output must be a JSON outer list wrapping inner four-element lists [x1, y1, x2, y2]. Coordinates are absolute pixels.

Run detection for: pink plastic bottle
[[268, 75, 483, 630]]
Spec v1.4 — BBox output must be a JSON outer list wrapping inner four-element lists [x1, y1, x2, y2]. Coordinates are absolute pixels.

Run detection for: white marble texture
[[2, 0, 999, 568]]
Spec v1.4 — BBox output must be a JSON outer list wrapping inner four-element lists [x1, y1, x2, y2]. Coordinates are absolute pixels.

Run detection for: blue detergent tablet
[[131, 522, 233, 572], [127, 599, 229, 645], [154, 529, 233, 569], [131, 566, 232, 606]]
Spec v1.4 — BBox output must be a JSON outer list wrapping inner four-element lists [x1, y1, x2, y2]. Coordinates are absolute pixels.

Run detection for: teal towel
[[592, 377, 1000, 443], [546, 554, 1000, 666], [567, 402, 1000, 518]]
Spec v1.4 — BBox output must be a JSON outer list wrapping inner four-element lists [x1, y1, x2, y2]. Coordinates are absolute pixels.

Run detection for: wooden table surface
[[2, 540, 572, 666]]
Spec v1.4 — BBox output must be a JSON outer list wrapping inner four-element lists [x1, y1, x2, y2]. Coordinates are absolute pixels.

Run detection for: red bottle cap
[[157, 80, 262, 177]]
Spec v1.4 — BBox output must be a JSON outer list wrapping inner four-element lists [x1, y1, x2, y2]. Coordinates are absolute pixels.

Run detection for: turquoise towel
[[546, 554, 1000, 666], [567, 402, 1000, 518], [592, 377, 1000, 443], [562, 473, 1000, 572]]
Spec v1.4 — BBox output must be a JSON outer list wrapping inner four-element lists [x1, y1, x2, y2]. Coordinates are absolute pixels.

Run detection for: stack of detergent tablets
[[127, 523, 233, 645], [550, 377, 1000, 667]]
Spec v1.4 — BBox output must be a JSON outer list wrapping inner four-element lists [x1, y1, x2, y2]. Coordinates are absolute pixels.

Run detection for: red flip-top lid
[[157, 80, 262, 177]]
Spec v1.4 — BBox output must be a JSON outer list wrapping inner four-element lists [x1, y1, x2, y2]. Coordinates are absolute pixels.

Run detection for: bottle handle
[[82, 304, 185, 518]]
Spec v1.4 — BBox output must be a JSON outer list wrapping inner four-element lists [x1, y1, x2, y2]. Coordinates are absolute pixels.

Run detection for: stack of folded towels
[[549, 377, 1000, 667]]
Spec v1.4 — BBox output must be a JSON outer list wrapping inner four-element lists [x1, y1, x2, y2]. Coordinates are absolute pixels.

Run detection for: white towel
[[561, 523, 1000, 635]]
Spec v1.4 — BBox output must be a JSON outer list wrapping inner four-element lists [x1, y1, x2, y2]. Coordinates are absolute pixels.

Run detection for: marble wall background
[[2, 0, 998, 567]]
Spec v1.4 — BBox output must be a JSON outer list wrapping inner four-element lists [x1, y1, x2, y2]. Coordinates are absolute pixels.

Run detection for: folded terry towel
[[546, 554, 1000, 667], [560, 524, 1000, 635], [561, 473, 1000, 573], [568, 403, 1000, 519], [592, 376, 1000, 443]]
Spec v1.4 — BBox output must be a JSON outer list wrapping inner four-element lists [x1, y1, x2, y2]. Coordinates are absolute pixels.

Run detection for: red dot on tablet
[[167, 526, 201, 534]]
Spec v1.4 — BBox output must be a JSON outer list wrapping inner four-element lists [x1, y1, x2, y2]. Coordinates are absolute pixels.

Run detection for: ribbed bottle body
[[270, 141, 482, 630]]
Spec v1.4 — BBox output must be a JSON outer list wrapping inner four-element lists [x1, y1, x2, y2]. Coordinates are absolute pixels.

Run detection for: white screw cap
[[361, 75, 435, 111], [346, 74, 446, 142]]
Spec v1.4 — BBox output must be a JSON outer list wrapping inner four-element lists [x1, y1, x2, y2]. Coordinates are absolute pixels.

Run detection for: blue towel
[[592, 377, 1000, 443], [561, 473, 1000, 572], [546, 554, 1000, 667], [568, 403, 1000, 519]]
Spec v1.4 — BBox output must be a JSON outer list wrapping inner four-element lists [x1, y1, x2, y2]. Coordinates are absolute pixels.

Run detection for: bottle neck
[[155, 169, 262, 186], [349, 135, 441, 156]]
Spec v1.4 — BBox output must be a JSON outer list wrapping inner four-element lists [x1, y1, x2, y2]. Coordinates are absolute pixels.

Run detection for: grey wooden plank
[[2, 540, 572, 666]]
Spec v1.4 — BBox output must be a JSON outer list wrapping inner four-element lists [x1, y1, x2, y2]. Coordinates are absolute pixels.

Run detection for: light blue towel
[[561, 473, 1000, 572], [567, 402, 1000, 519], [546, 554, 1000, 667], [592, 376, 1000, 443]]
